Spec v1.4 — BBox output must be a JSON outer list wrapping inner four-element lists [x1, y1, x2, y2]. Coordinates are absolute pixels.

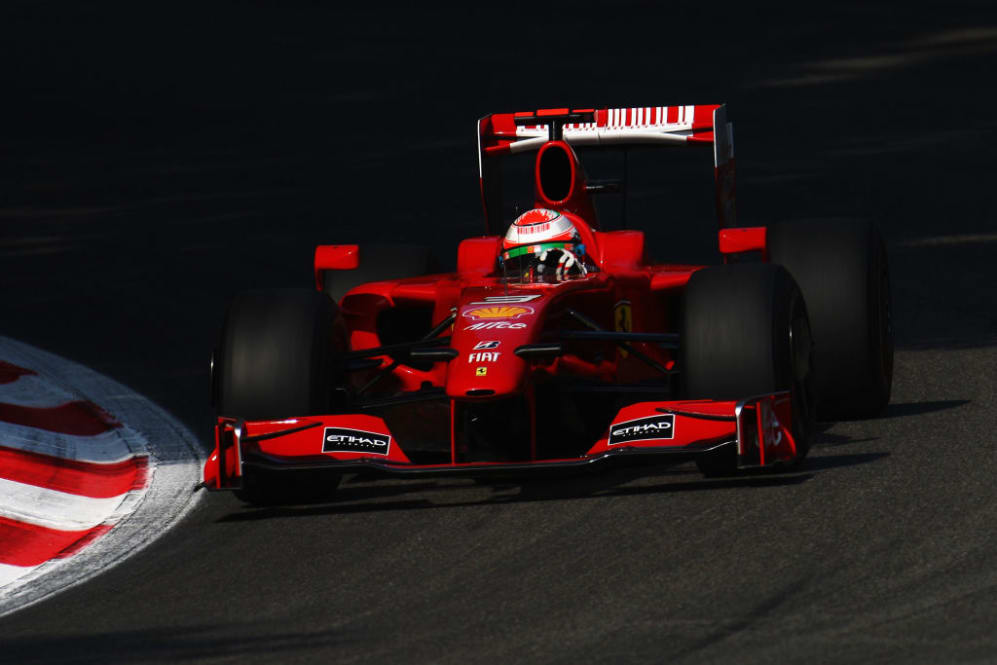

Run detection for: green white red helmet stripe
[[502, 242, 575, 261]]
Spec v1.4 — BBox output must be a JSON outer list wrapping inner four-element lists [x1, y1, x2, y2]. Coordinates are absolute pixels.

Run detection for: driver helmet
[[500, 208, 591, 283]]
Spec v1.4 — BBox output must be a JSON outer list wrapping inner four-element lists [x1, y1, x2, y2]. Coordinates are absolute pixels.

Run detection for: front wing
[[203, 393, 796, 490]]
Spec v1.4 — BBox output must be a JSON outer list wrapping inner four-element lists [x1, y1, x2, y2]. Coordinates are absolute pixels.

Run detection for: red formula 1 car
[[203, 105, 893, 504]]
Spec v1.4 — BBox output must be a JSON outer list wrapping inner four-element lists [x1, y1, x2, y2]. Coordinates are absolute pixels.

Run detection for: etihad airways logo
[[322, 427, 391, 455], [607, 415, 675, 446]]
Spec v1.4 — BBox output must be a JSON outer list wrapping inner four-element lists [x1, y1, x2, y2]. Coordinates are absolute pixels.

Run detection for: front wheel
[[214, 288, 346, 504], [681, 264, 816, 476]]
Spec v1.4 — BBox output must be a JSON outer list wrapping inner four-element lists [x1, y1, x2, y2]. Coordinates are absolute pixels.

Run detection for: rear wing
[[477, 104, 736, 231]]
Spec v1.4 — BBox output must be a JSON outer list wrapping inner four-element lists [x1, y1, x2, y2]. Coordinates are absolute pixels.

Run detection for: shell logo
[[462, 305, 534, 320]]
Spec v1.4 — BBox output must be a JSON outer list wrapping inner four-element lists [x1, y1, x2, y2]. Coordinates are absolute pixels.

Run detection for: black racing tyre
[[322, 244, 434, 304], [216, 289, 345, 420], [767, 220, 893, 419], [681, 264, 816, 476], [215, 288, 346, 504]]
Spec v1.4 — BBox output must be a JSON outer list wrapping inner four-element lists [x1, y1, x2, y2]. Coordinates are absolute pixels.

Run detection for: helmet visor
[[501, 242, 580, 284]]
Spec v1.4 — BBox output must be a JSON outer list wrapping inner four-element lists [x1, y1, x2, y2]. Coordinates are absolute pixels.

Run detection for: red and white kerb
[[0, 360, 148, 589]]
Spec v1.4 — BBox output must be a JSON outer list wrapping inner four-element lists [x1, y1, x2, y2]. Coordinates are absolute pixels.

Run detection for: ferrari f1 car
[[204, 105, 893, 504]]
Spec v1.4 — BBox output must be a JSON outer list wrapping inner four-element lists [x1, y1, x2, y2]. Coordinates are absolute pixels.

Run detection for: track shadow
[[217, 445, 887, 522], [217, 468, 814, 522], [803, 451, 890, 471], [216, 445, 893, 522], [812, 431, 879, 447], [0, 624, 348, 665], [879, 399, 970, 418], [815, 400, 970, 431]]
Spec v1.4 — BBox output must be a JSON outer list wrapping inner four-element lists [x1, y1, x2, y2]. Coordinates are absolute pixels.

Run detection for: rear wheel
[[215, 289, 346, 504], [681, 264, 816, 476], [767, 219, 893, 418]]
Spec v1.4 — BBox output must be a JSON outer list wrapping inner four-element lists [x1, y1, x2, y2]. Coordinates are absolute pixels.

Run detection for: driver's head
[[500, 208, 590, 283]]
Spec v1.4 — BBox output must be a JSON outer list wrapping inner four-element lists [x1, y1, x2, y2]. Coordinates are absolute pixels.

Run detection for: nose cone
[[446, 295, 543, 398]]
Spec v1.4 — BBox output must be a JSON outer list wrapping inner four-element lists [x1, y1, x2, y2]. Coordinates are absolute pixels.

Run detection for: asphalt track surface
[[2, 2, 997, 663]]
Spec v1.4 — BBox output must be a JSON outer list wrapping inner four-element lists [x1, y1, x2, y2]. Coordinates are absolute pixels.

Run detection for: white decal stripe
[[504, 104, 718, 151], [0, 477, 130, 531]]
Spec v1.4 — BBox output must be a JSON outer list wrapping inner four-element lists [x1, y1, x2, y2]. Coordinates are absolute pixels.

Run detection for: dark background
[[2, 2, 997, 663]]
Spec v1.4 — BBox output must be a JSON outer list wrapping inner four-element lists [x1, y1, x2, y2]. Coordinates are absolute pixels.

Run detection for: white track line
[[0, 477, 131, 531], [0, 374, 77, 406], [0, 564, 37, 588], [0, 336, 203, 618], [0, 424, 144, 464]]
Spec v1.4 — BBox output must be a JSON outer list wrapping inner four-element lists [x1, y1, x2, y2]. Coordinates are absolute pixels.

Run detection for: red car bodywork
[[203, 104, 797, 490]]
